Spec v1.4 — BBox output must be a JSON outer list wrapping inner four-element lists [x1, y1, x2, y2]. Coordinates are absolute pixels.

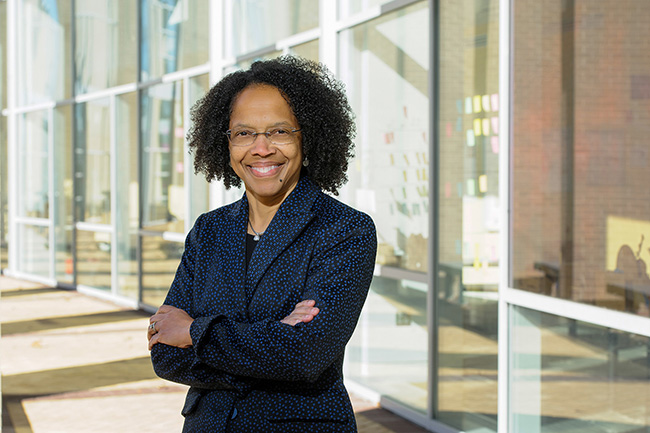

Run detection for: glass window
[[54, 105, 73, 284], [76, 229, 111, 290], [1, 0, 7, 109], [18, 0, 73, 105], [75, 0, 137, 94], [511, 1, 650, 317], [227, 0, 319, 58], [116, 92, 139, 299], [140, 0, 209, 81], [512, 306, 650, 432], [340, 1, 429, 413], [19, 110, 50, 219], [75, 99, 111, 225], [18, 224, 50, 278], [142, 236, 183, 306], [289, 39, 319, 62], [0, 115, 7, 271], [188, 74, 210, 225], [338, 0, 393, 19], [141, 81, 185, 233], [436, 0, 499, 431]]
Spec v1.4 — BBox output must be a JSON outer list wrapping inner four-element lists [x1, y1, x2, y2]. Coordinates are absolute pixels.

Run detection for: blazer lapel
[[221, 196, 250, 314], [245, 177, 319, 293]]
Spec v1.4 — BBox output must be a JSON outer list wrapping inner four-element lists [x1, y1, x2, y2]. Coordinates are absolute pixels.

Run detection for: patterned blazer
[[151, 176, 377, 432]]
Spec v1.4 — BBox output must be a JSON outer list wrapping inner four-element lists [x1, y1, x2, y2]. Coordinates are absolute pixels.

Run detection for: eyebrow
[[229, 121, 296, 129]]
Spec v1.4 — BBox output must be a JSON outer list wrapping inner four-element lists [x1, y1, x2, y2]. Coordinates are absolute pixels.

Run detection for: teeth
[[251, 165, 278, 174]]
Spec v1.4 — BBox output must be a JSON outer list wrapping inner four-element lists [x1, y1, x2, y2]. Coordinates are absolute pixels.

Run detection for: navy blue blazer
[[151, 176, 377, 432]]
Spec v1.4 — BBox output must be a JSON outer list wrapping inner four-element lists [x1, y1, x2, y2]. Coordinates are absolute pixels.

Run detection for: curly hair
[[186, 56, 356, 195]]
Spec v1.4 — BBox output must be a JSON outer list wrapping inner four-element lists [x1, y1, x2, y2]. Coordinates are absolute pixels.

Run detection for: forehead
[[229, 84, 296, 126]]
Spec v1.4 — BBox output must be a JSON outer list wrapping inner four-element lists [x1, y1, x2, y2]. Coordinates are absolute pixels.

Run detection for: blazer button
[[231, 407, 238, 419]]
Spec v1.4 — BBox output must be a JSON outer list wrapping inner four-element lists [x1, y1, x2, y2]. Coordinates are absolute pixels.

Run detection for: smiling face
[[228, 84, 303, 207]]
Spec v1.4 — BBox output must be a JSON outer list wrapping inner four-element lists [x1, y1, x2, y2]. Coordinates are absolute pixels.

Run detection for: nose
[[249, 133, 275, 157]]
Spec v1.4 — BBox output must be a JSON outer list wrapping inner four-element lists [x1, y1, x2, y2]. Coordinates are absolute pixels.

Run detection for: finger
[[156, 305, 173, 314], [148, 332, 160, 350], [294, 299, 316, 308]]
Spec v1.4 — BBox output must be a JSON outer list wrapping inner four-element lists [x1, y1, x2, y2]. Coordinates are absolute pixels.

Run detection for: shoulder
[[188, 198, 244, 236], [311, 191, 376, 240]]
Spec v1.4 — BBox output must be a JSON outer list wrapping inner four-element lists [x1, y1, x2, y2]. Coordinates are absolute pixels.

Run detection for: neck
[[247, 198, 280, 234]]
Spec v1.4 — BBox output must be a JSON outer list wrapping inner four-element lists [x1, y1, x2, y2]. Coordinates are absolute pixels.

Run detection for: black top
[[245, 233, 258, 271]]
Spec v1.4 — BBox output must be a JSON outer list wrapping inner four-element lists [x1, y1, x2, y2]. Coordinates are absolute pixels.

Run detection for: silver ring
[[149, 322, 157, 333]]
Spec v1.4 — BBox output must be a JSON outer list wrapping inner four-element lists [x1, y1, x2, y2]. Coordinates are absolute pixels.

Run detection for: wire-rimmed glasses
[[225, 127, 302, 147]]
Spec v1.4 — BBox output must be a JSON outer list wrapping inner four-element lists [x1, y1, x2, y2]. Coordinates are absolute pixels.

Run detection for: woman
[[147, 56, 376, 432]]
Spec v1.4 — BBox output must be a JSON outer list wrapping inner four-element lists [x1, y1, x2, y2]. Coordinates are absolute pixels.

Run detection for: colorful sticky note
[[482, 118, 490, 136], [403, 171, 408, 182], [446, 122, 452, 137], [456, 117, 462, 132], [466, 129, 476, 147], [491, 116, 499, 135], [482, 95, 491, 112], [445, 182, 451, 198], [456, 99, 463, 114], [457, 182, 464, 197], [389, 154, 395, 165], [479, 174, 488, 192], [467, 179, 476, 196], [473, 119, 482, 136], [404, 154, 410, 165], [465, 97, 473, 114], [473, 95, 482, 113], [490, 136, 499, 153], [491, 93, 499, 111], [456, 240, 462, 255]]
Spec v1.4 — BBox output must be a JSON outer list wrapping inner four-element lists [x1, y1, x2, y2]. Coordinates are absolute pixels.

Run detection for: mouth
[[248, 163, 284, 177]]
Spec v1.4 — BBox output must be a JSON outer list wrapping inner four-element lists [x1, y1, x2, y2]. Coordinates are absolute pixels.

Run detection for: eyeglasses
[[225, 127, 302, 147]]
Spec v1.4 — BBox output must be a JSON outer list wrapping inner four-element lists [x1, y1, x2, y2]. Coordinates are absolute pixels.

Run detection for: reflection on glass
[[346, 277, 428, 412], [339, 1, 429, 412], [228, 0, 319, 58], [141, 81, 185, 233], [18, 225, 49, 278], [188, 75, 210, 225], [512, 307, 650, 432], [116, 92, 139, 299], [76, 229, 111, 290], [75, 99, 111, 224], [511, 1, 650, 317], [289, 39, 319, 62], [0, 115, 7, 270], [436, 0, 499, 431], [54, 105, 73, 284], [19, 111, 49, 219], [140, 0, 209, 81], [1, 1, 7, 108], [18, 0, 72, 105], [142, 236, 183, 306], [338, 0, 392, 19], [75, 0, 137, 93]]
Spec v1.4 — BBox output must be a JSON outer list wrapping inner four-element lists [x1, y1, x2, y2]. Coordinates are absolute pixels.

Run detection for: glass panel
[[188, 74, 210, 225], [1, 0, 7, 109], [289, 39, 319, 62], [338, 0, 392, 19], [18, 224, 50, 278], [18, 0, 73, 105], [0, 115, 7, 270], [339, 1, 429, 413], [19, 110, 50, 219], [436, 0, 499, 431], [74, 99, 111, 225], [228, 0, 319, 58], [54, 105, 74, 283], [116, 92, 139, 299], [76, 229, 111, 290], [75, 0, 137, 94], [141, 236, 183, 306], [512, 307, 650, 432], [140, 0, 209, 81], [511, 1, 650, 317], [346, 276, 428, 412], [141, 81, 185, 233]]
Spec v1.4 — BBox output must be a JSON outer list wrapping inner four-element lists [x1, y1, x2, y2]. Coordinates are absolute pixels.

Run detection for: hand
[[281, 300, 319, 326], [148, 305, 194, 350]]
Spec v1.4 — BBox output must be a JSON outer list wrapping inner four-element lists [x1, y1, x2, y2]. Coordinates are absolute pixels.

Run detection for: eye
[[269, 127, 291, 136], [233, 129, 254, 138]]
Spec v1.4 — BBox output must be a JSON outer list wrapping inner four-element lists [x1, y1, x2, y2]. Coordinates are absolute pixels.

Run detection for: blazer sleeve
[[150, 215, 242, 391], [188, 212, 377, 383]]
